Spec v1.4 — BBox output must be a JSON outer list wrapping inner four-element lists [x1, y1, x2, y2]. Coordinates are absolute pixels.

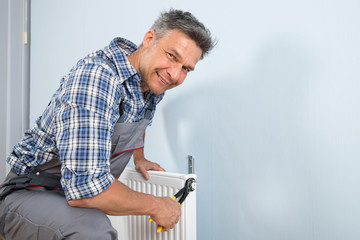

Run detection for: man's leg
[[0, 189, 118, 240]]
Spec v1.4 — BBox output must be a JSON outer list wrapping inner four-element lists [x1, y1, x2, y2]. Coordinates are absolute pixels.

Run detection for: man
[[0, 9, 215, 239]]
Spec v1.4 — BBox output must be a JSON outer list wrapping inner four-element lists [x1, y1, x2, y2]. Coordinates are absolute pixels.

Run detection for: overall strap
[[144, 99, 154, 119], [117, 101, 125, 123], [117, 97, 155, 123]]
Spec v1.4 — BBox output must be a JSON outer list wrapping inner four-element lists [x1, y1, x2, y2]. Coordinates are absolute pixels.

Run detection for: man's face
[[138, 30, 202, 95]]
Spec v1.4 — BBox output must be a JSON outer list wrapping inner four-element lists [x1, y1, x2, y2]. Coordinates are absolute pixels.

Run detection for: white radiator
[[109, 167, 197, 240]]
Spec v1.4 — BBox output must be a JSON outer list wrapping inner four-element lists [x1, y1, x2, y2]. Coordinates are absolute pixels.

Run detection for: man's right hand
[[150, 196, 181, 231]]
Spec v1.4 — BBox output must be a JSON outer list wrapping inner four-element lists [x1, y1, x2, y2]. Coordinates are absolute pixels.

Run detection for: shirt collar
[[108, 37, 139, 80], [108, 37, 165, 107]]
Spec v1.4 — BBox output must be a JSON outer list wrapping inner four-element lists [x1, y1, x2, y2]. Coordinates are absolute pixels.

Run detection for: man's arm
[[133, 133, 165, 180], [68, 179, 180, 231], [69, 133, 177, 231]]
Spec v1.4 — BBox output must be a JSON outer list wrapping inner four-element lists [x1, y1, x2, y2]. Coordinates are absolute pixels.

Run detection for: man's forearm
[[133, 147, 145, 165], [68, 180, 158, 216], [68, 179, 180, 230], [133, 132, 146, 164]]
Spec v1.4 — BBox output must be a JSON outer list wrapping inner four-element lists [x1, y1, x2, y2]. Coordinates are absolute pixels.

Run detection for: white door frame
[[0, 0, 30, 181]]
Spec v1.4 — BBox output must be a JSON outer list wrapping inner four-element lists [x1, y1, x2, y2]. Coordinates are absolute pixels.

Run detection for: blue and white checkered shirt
[[6, 38, 164, 200]]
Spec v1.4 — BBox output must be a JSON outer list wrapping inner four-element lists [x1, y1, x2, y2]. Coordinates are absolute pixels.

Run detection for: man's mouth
[[157, 73, 170, 86]]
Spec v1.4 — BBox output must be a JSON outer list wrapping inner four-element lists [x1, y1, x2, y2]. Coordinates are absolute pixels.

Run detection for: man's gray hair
[[151, 9, 216, 60]]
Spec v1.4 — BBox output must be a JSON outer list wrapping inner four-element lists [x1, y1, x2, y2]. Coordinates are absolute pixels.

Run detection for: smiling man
[[0, 9, 215, 240], [134, 29, 202, 94]]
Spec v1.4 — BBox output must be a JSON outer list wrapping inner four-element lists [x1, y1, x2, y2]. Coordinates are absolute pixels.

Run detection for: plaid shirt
[[7, 38, 164, 200]]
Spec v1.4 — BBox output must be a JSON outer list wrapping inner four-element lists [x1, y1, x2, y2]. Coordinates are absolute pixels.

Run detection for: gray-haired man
[[0, 9, 215, 239]]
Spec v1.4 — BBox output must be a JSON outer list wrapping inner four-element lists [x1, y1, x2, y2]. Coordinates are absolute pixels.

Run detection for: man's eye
[[182, 66, 190, 72], [167, 52, 175, 59]]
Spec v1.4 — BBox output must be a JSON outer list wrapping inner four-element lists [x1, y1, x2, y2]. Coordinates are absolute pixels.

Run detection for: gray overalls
[[0, 58, 154, 240], [109, 101, 152, 179]]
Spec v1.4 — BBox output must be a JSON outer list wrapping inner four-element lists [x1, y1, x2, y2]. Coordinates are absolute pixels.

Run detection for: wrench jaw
[[176, 178, 196, 204]]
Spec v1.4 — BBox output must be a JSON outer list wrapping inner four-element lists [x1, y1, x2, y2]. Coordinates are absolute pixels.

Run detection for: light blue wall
[[31, 0, 360, 239]]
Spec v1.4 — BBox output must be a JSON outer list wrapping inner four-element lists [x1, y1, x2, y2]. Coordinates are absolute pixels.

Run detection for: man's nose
[[167, 64, 182, 83]]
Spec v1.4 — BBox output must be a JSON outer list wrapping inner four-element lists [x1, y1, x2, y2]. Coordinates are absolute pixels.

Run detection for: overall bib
[[0, 57, 154, 240], [109, 101, 152, 179]]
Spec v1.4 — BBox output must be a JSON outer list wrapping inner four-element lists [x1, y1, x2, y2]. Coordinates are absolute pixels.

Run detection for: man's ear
[[142, 30, 156, 48]]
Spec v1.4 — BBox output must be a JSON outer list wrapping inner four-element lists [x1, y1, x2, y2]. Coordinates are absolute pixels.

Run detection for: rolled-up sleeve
[[54, 62, 121, 200]]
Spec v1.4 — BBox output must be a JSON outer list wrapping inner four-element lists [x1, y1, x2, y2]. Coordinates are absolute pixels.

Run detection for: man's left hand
[[135, 157, 165, 180]]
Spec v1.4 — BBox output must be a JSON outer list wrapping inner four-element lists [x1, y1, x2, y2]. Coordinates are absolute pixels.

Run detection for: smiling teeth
[[159, 76, 169, 85]]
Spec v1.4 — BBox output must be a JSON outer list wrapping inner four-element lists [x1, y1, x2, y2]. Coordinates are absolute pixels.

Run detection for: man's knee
[[1, 190, 118, 240], [61, 210, 118, 240]]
